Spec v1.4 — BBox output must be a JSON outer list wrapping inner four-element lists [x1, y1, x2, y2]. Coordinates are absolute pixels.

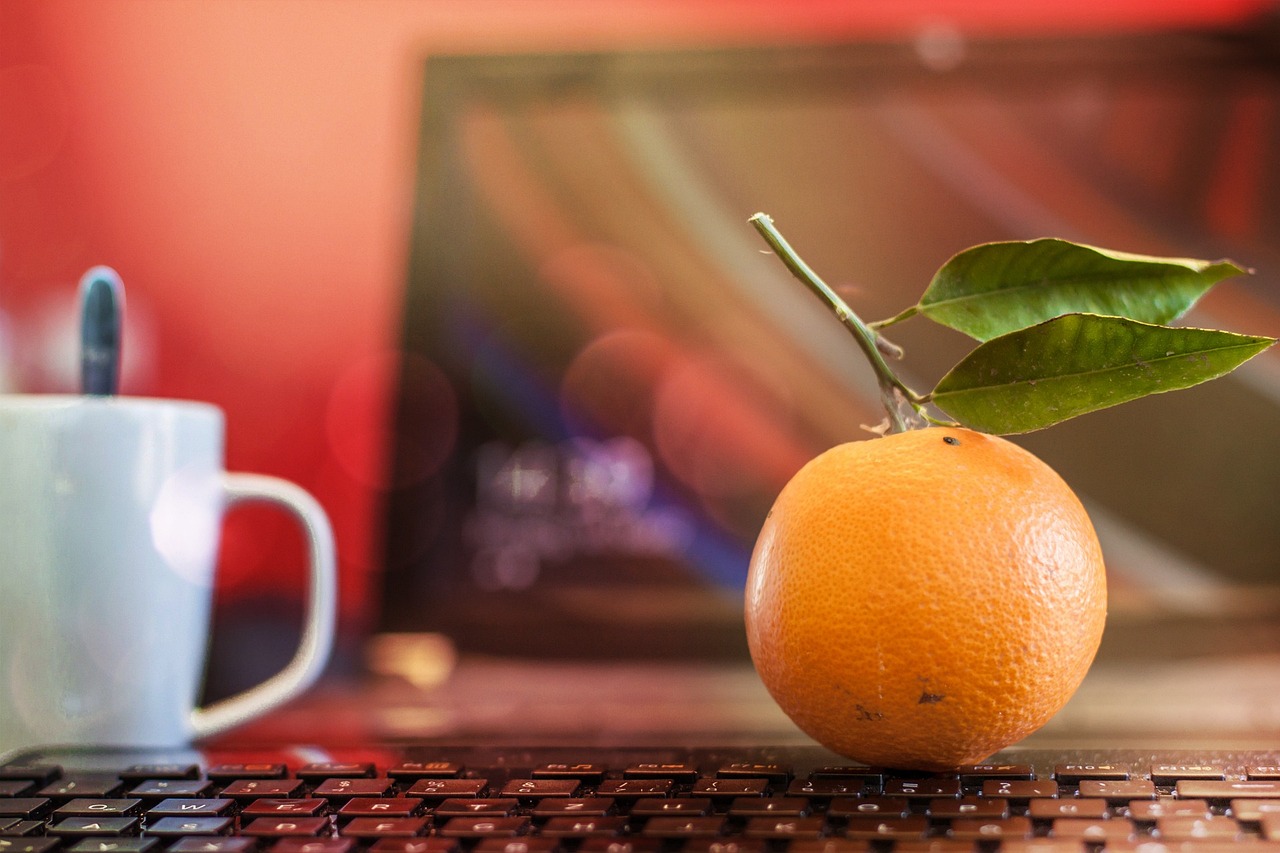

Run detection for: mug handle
[[189, 473, 337, 739]]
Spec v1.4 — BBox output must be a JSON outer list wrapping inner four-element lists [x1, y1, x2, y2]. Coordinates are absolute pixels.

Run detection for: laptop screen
[[380, 29, 1280, 663]]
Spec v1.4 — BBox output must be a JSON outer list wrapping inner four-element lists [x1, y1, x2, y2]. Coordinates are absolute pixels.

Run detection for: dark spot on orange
[[943, 435, 960, 446], [918, 692, 945, 704]]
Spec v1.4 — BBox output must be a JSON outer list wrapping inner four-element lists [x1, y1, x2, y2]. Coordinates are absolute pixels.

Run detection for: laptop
[[7, 20, 1280, 852]]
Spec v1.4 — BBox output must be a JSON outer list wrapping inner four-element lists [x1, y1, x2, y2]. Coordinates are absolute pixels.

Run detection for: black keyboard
[[3, 746, 1280, 853]]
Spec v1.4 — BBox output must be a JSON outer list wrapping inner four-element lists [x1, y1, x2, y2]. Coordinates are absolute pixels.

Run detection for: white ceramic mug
[[0, 395, 337, 758]]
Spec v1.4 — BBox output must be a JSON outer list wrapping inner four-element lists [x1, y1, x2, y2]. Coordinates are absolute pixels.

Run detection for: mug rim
[[0, 394, 222, 418]]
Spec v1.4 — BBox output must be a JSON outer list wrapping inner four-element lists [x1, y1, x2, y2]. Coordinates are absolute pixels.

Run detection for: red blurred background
[[2, 0, 1274, 638]]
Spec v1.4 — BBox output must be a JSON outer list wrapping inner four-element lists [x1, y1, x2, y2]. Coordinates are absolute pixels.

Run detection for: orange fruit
[[745, 426, 1106, 771]]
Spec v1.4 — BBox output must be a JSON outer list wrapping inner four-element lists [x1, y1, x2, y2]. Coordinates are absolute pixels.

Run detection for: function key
[[1151, 764, 1227, 785], [959, 765, 1034, 783], [207, 764, 288, 782], [389, 762, 464, 781], [120, 765, 199, 782], [531, 764, 607, 784], [0, 767, 62, 786], [624, 764, 699, 781], [716, 764, 791, 784], [297, 763, 376, 781], [1053, 765, 1129, 784], [811, 767, 884, 784]]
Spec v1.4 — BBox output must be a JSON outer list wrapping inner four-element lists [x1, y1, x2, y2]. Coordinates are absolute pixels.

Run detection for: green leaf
[[930, 313, 1276, 434], [917, 238, 1248, 341]]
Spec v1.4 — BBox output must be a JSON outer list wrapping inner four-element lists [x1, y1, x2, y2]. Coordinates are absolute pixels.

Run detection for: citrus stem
[[749, 212, 927, 433]]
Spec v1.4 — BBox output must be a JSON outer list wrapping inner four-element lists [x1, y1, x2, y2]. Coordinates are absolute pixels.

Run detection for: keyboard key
[[338, 798, 425, 818], [1249, 767, 1280, 781], [241, 799, 329, 818], [434, 799, 519, 818], [727, 797, 809, 817], [595, 780, 672, 799], [241, 817, 329, 838], [1151, 765, 1227, 785], [630, 798, 712, 817], [529, 798, 615, 818], [1049, 817, 1135, 842], [642, 816, 726, 838], [982, 780, 1058, 801], [929, 797, 1008, 820], [624, 764, 699, 781], [271, 840, 357, 853], [884, 779, 961, 799], [743, 816, 826, 840], [47, 816, 140, 837], [0, 822, 43, 838], [473, 840, 558, 853], [54, 799, 143, 817], [1157, 815, 1242, 840], [0, 783, 34, 798], [843, 816, 929, 841], [1128, 799, 1210, 821], [949, 815, 1033, 840], [786, 779, 863, 800], [67, 839, 161, 853], [388, 763, 464, 781], [716, 764, 791, 784], [1231, 798, 1280, 822], [120, 765, 199, 782], [220, 780, 306, 801], [958, 765, 1035, 783], [367, 841, 456, 853], [531, 765, 606, 784], [827, 797, 910, 819], [691, 778, 767, 800], [498, 780, 579, 801], [340, 818, 431, 839], [404, 779, 486, 801], [166, 839, 259, 853], [1077, 779, 1156, 801], [147, 797, 236, 816], [145, 815, 236, 836], [540, 816, 627, 838], [313, 778, 395, 801], [1054, 765, 1130, 784], [0, 800, 51, 819], [811, 767, 884, 784], [0, 768, 61, 787], [206, 765, 287, 782], [1177, 780, 1280, 801], [0, 842, 60, 853], [1027, 799, 1108, 820], [40, 777, 126, 799], [437, 816, 530, 839], [296, 763, 376, 781], [127, 779, 213, 799]]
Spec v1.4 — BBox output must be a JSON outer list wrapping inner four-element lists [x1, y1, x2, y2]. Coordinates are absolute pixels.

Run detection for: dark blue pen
[[79, 265, 124, 396]]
